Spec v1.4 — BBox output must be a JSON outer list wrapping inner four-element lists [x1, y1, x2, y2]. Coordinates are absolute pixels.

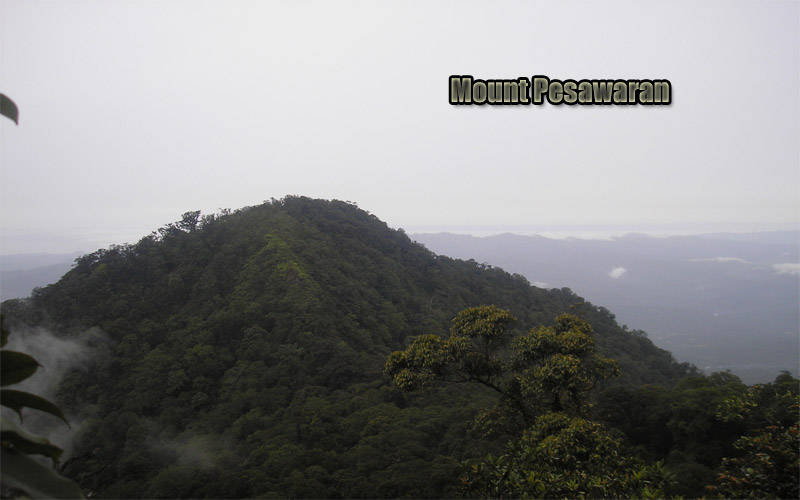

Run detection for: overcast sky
[[1, 0, 798, 254]]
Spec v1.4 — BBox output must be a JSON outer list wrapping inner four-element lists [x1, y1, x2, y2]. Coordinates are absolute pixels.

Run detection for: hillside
[[412, 231, 800, 384], [2, 197, 696, 498]]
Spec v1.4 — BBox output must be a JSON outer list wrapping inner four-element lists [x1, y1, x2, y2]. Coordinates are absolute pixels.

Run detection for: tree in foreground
[[461, 412, 672, 499], [384, 306, 620, 435], [706, 376, 800, 499], [385, 306, 673, 498]]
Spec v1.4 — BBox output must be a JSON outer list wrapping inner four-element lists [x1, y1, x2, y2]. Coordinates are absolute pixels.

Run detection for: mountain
[[1, 197, 694, 498], [411, 231, 800, 384], [0, 252, 82, 301], [0, 252, 85, 271]]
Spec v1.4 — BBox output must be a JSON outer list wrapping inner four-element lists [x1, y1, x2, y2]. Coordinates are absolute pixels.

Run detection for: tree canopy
[[385, 306, 619, 435], [2, 196, 780, 498]]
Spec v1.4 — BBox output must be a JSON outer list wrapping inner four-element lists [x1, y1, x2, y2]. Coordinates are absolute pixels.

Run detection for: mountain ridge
[[1, 196, 696, 498]]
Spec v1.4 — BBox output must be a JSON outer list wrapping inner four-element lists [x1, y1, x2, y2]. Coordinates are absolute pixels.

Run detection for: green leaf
[[1, 314, 9, 347], [0, 417, 63, 462], [1, 93, 19, 125], [0, 447, 85, 499], [1, 350, 40, 386], [1, 389, 70, 426]]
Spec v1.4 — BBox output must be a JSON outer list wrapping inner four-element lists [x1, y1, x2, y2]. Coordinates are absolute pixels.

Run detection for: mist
[[2, 324, 106, 453]]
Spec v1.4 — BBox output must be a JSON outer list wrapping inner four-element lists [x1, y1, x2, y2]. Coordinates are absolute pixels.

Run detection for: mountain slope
[[1, 197, 693, 498], [412, 231, 799, 383]]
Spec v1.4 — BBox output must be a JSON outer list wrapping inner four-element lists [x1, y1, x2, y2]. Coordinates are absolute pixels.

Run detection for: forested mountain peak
[[12, 197, 688, 384], [1, 196, 709, 498]]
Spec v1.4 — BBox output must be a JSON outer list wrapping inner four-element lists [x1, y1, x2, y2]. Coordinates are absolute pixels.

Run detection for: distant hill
[[0, 252, 82, 301], [1, 197, 694, 498], [412, 231, 800, 384]]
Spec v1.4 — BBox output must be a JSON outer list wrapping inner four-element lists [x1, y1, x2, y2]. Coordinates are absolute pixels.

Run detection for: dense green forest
[[1, 197, 797, 498]]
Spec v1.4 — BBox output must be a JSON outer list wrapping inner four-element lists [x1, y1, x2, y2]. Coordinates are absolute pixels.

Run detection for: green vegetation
[[1, 196, 795, 498], [384, 307, 619, 435], [385, 307, 667, 498], [1, 93, 19, 125], [1, 316, 85, 499], [461, 413, 673, 499]]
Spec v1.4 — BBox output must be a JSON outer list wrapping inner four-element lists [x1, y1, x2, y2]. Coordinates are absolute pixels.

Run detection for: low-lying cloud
[[607, 267, 627, 279], [2, 325, 105, 453], [4, 326, 102, 395], [773, 263, 800, 276], [689, 257, 749, 264], [149, 433, 229, 470]]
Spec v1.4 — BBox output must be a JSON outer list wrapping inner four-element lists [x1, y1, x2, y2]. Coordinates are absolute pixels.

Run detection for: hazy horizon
[[2, 1, 798, 255], [2, 216, 798, 257], [2, 218, 798, 265]]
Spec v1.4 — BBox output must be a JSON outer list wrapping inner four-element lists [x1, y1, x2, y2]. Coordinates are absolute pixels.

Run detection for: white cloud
[[689, 257, 749, 264], [773, 263, 800, 276], [607, 267, 627, 279]]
